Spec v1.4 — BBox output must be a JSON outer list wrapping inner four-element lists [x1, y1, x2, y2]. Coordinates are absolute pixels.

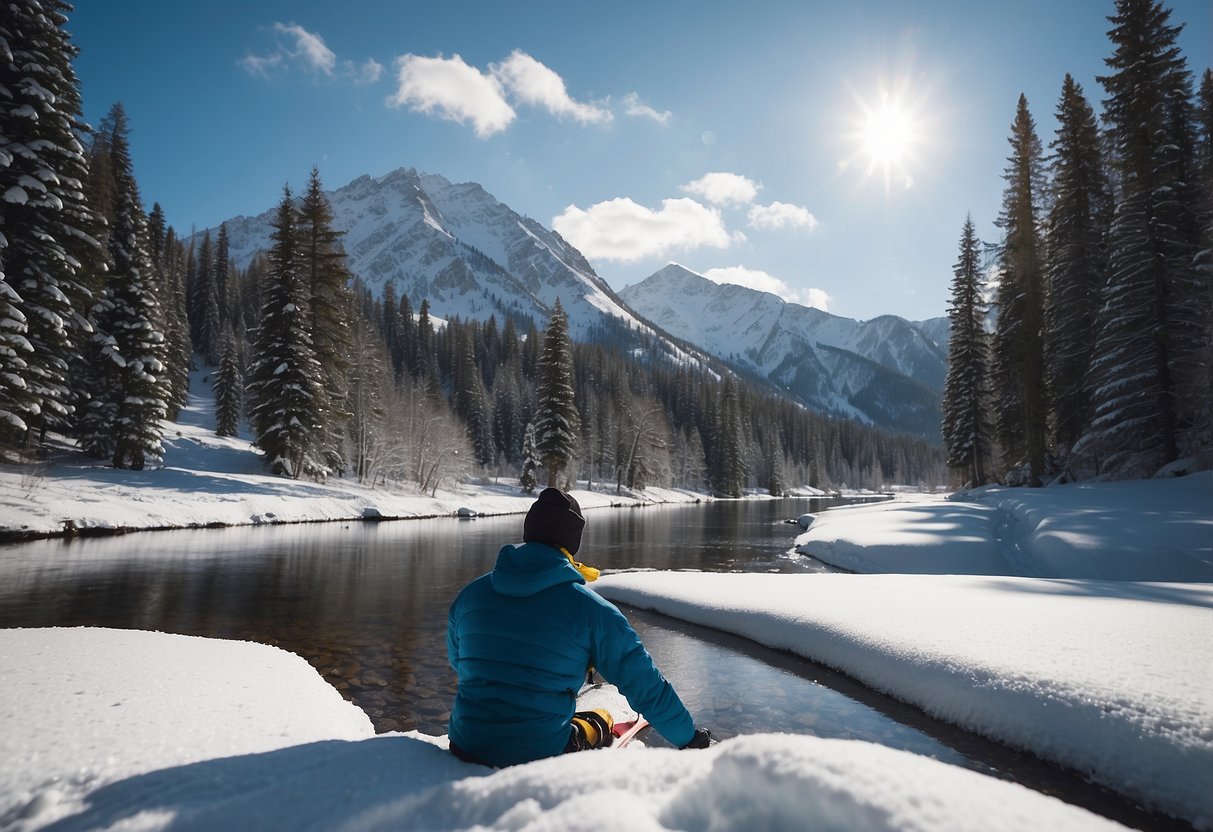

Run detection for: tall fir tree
[[519, 421, 538, 493], [714, 377, 745, 497], [208, 223, 232, 363], [298, 168, 353, 475], [214, 332, 242, 437], [0, 0, 102, 453], [942, 215, 994, 486], [453, 325, 494, 466], [532, 299, 579, 487], [1043, 76, 1111, 458], [160, 229, 193, 417], [1193, 69, 1213, 456], [991, 94, 1049, 485], [79, 103, 168, 470], [246, 186, 326, 478], [1081, 0, 1207, 476], [190, 231, 220, 361]]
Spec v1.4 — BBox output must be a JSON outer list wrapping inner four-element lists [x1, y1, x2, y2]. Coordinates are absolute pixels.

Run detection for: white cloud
[[622, 92, 671, 124], [239, 52, 283, 77], [387, 54, 515, 138], [350, 58, 384, 85], [703, 266, 830, 310], [242, 23, 381, 85], [490, 51, 611, 124], [272, 22, 336, 75], [681, 172, 761, 206], [553, 197, 734, 262], [747, 201, 819, 231]]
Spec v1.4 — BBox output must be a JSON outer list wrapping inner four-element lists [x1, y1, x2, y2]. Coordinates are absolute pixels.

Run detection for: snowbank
[[0, 628, 1124, 832], [0, 418, 707, 540], [596, 474, 1213, 829], [0, 627, 374, 830], [795, 472, 1212, 580]]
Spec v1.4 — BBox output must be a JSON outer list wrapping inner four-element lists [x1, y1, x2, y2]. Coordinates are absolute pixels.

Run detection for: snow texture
[[0, 628, 1123, 832]]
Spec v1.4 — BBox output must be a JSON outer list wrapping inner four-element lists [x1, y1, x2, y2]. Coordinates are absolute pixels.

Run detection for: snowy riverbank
[[0, 403, 721, 542], [596, 472, 1213, 829], [1, 627, 1128, 832]]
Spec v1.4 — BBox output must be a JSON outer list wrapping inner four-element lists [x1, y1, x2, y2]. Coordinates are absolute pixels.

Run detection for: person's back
[[446, 488, 708, 767]]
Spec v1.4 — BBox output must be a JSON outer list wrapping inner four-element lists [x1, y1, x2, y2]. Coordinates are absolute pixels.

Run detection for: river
[[0, 498, 1181, 830]]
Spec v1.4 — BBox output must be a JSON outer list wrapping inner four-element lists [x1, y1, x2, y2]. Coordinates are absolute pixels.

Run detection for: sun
[[842, 81, 926, 195], [861, 97, 914, 167]]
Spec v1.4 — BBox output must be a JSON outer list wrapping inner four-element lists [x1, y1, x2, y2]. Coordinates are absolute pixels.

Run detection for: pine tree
[[212, 223, 232, 356], [713, 377, 745, 497], [214, 332, 242, 437], [532, 299, 579, 487], [453, 325, 494, 466], [0, 0, 102, 452], [1193, 69, 1213, 456], [160, 229, 193, 417], [519, 421, 538, 493], [1081, 0, 1206, 476], [346, 295, 389, 483], [942, 215, 994, 486], [246, 186, 325, 478], [415, 298, 440, 393], [298, 167, 353, 475], [190, 232, 215, 358], [991, 94, 1049, 485], [80, 104, 168, 470], [1043, 76, 1111, 459]]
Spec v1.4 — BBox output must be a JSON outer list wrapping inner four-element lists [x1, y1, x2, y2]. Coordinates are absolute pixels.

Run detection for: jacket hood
[[490, 541, 585, 597]]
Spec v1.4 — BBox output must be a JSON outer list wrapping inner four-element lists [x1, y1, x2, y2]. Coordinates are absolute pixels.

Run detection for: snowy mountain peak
[[620, 264, 949, 439], [209, 167, 638, 340]]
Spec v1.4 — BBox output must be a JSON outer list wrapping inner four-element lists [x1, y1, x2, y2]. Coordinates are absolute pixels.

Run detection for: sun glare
[[842, 80, 927, 195], [862, 99, 913, 165]]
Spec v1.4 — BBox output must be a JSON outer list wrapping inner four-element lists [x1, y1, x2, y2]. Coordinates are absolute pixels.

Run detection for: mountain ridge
[[204, 169, 947, 439], [618, 264, 948, 439]]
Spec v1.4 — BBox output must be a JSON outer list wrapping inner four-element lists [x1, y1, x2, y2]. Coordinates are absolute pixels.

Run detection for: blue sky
[[67, 1, 1211, 323]]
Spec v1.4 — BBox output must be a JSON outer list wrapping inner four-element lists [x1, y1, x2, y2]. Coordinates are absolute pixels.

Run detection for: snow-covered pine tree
[[1043, 76, 1110, 461], [85, 104, 168, 470], [991, 94, 1048, 485], [298, 168, 353, 475], [214, 331, 242, 437], [246, 185, 326, 478], [0, 0, 102, 453], [519, 421, 538, 493], [1081, 0, 1207, 476], [532, 299, 579, 488], [942, 215, 994, 487]]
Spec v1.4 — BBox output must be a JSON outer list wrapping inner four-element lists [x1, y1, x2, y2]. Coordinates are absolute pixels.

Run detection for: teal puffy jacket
[[447, 541, 695, 766]]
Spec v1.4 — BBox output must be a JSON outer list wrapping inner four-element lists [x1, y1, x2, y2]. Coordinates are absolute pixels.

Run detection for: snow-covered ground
[[0, 372, 714, 539], [596, 472, 1213, 829], [1, 627, 1127, 832]]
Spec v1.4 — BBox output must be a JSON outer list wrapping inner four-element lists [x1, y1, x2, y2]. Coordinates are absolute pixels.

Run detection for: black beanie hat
[[523, 488, 586, 555]]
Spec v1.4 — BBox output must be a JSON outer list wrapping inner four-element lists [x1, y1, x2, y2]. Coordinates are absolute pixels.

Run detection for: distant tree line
[[943, 0, 1211, 486], [1, 1, 944, 493]]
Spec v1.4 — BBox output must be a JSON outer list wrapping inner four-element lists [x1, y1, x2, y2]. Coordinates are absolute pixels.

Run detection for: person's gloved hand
[[681, 727, 712, 749]]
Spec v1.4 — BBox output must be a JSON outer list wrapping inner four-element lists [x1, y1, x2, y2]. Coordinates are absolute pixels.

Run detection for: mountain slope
[[215, 167, 639, 341], [620, 264, 948, 438]]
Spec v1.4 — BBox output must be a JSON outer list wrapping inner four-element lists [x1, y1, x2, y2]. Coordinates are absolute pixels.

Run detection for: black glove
[[681, 727, 712, 749]]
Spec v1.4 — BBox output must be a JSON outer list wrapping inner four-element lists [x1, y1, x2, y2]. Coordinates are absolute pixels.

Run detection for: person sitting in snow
[[447, 487, 711, 767]]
